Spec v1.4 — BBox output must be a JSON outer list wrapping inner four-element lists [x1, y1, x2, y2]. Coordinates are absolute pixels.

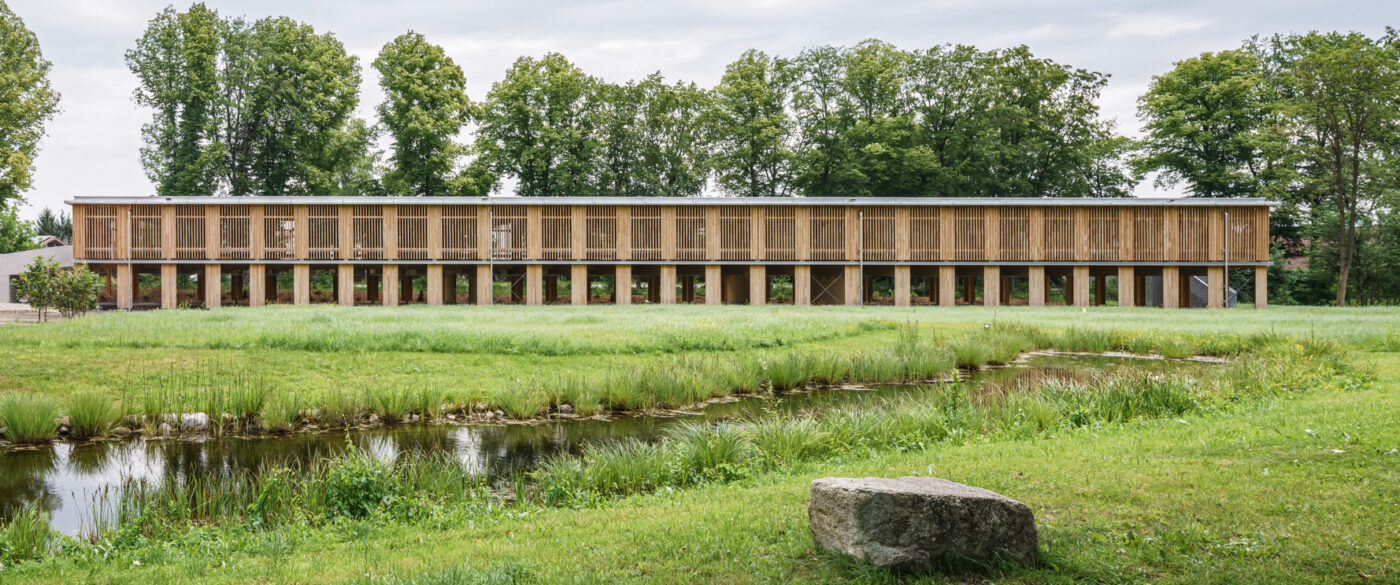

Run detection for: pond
[[0, 353, 1208, 536]]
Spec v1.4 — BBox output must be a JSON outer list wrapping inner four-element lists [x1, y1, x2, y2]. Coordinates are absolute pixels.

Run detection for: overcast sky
[[7, 0, 1398, 219]]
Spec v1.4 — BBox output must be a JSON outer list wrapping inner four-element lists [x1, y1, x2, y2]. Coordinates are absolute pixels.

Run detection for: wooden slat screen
[[585, 206, 618, 260], [130, 205, 162, 260], [219, 205, 251, 259], [440, 206, 476, 259], [308, 205, 339, 260], [175, 205, 207, 259], [809, 206, 845, 260], [631, 206, 662, 260], [490, 205, 527, 260], [860, 206, 895, 260], [954, 207, 985, 261], [541, 205, 572, 259], [351, 205, 384, 260], [82, 205, 118, 259], [909, 207, 939, 261], [1227, 207, 1262, 262], [1177, 208, 1210, 262], [675, 207, 705, 260], [1086, 207, 1120, 261], [719, 207, 751, 260], [998, 207, 1031, 261], [763, 206, 796, 260], [1043, 207, 1074, 262], [263, 205, 295, 259], [1133, 207, 1164, 262]]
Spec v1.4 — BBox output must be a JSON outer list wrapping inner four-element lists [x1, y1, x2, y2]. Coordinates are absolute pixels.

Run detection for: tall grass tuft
[[66, 392, 120, 438], [666, 421, 751, 480], [0, 394, 61, 444], [765, 354, 812, 392], [367, 386, 412, 423], [0, 505, 53, 563], [260, 393, 302, 433], [748, 417, 830, 468]]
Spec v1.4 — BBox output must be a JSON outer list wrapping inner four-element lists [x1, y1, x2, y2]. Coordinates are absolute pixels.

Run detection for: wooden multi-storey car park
[[69, 196, 1273, 309]]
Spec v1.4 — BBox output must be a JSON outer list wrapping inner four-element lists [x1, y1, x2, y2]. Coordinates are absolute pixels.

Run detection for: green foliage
[[0, 505, 52, 564], [0, 393, 59, 443], [474, 53, 593, 197], [708, 49, 793, 197], [127, 4, 363, 195], [375, 32, 475, 197], [32, 207, 70, 241], [0, 2, 60, 205], [0, 206, 36, 253], [65, 391, 120, 438], [14, 258, 104, 320], [322, 447, 396, 519]]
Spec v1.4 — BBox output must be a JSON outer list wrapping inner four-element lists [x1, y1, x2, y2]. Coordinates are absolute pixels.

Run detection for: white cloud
[[1107, 14, 1214, 39]]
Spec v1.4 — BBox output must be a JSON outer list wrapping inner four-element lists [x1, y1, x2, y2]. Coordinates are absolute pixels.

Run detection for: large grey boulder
[[808, 476, 1036, 570]]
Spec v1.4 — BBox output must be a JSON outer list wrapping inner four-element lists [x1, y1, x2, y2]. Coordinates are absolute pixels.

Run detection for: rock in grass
[[808, 477, 1036, 571], [180, 412, 210, 432]]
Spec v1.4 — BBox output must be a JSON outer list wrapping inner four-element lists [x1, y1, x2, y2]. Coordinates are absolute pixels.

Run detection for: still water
[[0, 354, 1204, 535]]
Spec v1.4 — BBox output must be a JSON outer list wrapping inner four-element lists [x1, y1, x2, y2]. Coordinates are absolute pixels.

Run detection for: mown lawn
[[1, 306, 1397, 584]]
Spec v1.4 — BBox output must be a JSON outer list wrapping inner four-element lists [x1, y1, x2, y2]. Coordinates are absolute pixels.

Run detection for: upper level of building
[[69, 196, 1274, 265]]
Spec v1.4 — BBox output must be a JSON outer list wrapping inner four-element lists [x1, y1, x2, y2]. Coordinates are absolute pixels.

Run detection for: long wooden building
[[69, 196, 1274, 309]]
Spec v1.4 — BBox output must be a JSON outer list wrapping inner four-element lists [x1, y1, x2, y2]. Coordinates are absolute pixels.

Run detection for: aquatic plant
[[0, 394, 61, 444], [66, 392, 120, 438], [0, 505, 53, 563]]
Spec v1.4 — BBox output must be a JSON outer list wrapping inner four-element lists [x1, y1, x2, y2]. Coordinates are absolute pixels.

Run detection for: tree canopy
[[0, 1, 60, 208]]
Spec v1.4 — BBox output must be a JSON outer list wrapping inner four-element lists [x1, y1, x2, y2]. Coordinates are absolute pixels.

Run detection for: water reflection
[[0, 354, 1202, 536]]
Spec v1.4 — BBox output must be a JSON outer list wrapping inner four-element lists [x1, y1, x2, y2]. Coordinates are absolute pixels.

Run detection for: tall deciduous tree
[[710, 50, 793, 197], [1272, 30, 1400, 306], [127, 6, 363, 196], [591, 74, 712, 197], [475, 53, 595, 197], [1135, 49, 1272, 198], [374, 32, 476, 196], [0, 1, 60, 206]]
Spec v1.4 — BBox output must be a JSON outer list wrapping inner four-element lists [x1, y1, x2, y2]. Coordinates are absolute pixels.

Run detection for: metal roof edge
[[67, 195, 1281, 207]]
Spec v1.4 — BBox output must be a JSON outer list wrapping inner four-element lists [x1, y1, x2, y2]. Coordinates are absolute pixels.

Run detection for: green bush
[[0, 505, 52, 564]]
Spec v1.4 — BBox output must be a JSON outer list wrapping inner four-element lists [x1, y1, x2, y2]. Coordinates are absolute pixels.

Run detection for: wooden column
[[293, 264, 310, 305], [250, 206, 264, 259], [426, 265, 444, 305], [985, 208, 1000, 262], [1162, 266, 1180, 309], [705, 207, 719, 260], [615, 265, 632, 305], [1072, 266, 1089, 307], [1118, 266, 1135, 308], [844, 265, 861, 305], [427, 206, 443, 260], [894, 265, 911, 307], [660, 265, 677, 304], [1072, 207, 1088, 262], [750, 207, 764, 260], [962, 277, 976, 304], [1163, 207, 1179, 262], [1118, 208, 1133, 261], [526, 205, 542, 260], [617, 206, 632, 261], [205, 264, 222, 309], [383, 265, 399, 306], [895, 207, 911, 261], [526, 265, 543, 306], [983, 266, 1000, 307], [116, 264, 133, 310], [160, 264, 177, 309], [161, 205, 176, 259], [571, 206, 586, 260], [1209, 209, 1224, 262], [383, 206, 397, 260], [293, 206, 309, 259], [1094, 275, 1106, 306], [749, 265, 765, 306], [337, 205, 352, 260], [476, 265, 493, 305], [1207, 266, 1224, 309], [1029, 207, 1045, 261], [571, 264, 587, 305], [443, 268, 458, 305], [249, 264, 265, 308], [794, 264, 811, 305], [938, 266, 955, 307], [1028, 266, 1046, 307], [704, 265, 721, 305], [205, 205, 219, 260], [939, 207, 955, 261], [845, 207, 860, 261], [336, 264, 354, 306], [1255, 266, 1268, 309], [660, 206, 677, 260], [795, 207, 811, 260]]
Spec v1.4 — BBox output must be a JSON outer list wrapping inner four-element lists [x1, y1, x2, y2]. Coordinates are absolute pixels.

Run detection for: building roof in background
[[68, 196, 1281, 208]]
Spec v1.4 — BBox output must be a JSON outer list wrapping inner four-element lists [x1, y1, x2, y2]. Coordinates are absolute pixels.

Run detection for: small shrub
[[320, 448, 395, 519], [0, 394, 61, 444]]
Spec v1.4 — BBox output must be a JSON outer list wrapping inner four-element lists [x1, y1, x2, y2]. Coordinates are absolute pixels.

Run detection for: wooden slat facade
[[70, 196, 1273, 309]]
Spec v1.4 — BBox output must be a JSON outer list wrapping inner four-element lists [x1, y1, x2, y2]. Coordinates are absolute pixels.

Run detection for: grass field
[[1, 305, 1398, 583]]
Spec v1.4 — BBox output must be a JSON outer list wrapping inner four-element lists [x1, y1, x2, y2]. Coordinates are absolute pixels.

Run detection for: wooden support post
[[527, 206, 542, 260], [705, 207, 719, 261], [162, 205, 175, 259], [250, 205, 264, 259], [383, 265, 399, 306], [1072, 266, 1089, 307], [383, 206, 397, 260], [844, 265, 860, 305], [938, 266, 955, 307], [1255, 266, 1268, 309], [1094, 274, 1106, 306], [1030, 207, 1045, 261], [400, 271, 413, 304], [615, 265, 632, 305], [571, 206, 586, 260], [293, 206, 309, 259], [939, 207, 955, 261], [443, 268, 458, 305], [660, 265, 677, 304], [983, 266, 1000, 307], [427, 206, 443, 260], [293, 265, 310, 305], [661, 206, 676, 260], [116, 264, 133, 310], [476, 265, 492, 305], [1001, 276, 1011, 305], [795, 207, 811, 260], [985, 207, 1000, 261], [336, 264, 354, 306], [1207, 266, 1224, 309], [205, 205, 219, 260], [249, 264, 265, 308], [1072, 207, 1088, 262], [426, 265, 444, 305], [894, 265, 911, 307], [794, 265, 811, 306], [704, 264, 721, 305], [617, 206, 632, 261], [749, 265, 765, 306], [1118, 266, 1135, 308], [571, 264, 587, 305], [205, 264, 222, 309], [366, 270, 380, 303], [1162, 266, 1180, 309], [845, 207, 860, 261], [160, 264, 177, 309], [526, 265, 543, 306], [338, 206, 352, 260], [895, 207, 911, 261], [1164, 207, 1179, 261], [1028, 266, 1046, 307], [962, 276, 975, 304]]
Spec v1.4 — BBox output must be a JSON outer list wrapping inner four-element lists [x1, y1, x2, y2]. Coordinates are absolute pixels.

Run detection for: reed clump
[[0, 394, 61, 444]]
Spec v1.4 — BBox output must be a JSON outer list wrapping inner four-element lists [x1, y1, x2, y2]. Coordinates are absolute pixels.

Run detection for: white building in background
[[1, 245, 73, 303]]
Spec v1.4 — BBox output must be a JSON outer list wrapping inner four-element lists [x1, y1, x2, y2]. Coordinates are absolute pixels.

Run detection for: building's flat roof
[[68, 195, 1279, 208]]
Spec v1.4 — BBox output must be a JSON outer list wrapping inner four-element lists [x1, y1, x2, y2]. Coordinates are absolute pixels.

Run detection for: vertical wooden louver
[[175, 205, 207, 259], [262, 205, 295, 259], [130, 205, 163, 260]]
